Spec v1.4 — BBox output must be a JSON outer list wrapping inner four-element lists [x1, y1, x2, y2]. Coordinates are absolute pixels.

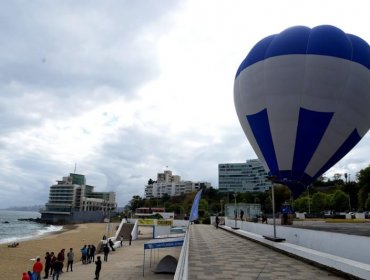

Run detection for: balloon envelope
[[234, 25, 370, 196]]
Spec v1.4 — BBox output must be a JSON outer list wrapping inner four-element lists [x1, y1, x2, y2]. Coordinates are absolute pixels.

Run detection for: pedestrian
[[262, 214, 268, 224], [43, 252, 51, 279], [103, 244, 110, 262], [80, 245, 87, 264], [120, 235, 124, 247], [52, 259, 63, 280], [90, 244, 96, 262], [22, 272, 30, 280], [49, 252, 56, 276], [32, 257, 43, 280], [215, 214, 220, 229], [87, 245, 91, 263], [28, 271, 35, 280], [102, 234, 107, 240], [57, 249, 65, 272], [129, 234, 132, 246], [108, 238, 115, 251], [240, 209, 244, 221], [66, 248, 74, 272], [94, 256, 102, 280]]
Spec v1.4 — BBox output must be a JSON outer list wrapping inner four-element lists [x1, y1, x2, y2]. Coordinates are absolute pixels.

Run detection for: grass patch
[[325, 219, 367, 223]]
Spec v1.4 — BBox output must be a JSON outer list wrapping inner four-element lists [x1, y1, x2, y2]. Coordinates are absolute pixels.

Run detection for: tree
[[264, 185, 291, 213], [365, 193, 370, 210], [311, 192, 329, 213], [128, 195, 144, 212], [329, 190, 349, 212], [292, 196, 309, 212], [357, 166, 370, 210], [333, 173, 342, 181]]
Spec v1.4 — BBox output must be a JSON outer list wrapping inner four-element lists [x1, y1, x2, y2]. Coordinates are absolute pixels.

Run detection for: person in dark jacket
[[103, 244, 110, 262], [94, 256, 102, 280], [53, 259, 63, 280], [57, 249, 65, 272], [108, 239, 115, 251], [49, 252, 56, 276], [43, 252, 51, 279], [90, 244, 96, 262]]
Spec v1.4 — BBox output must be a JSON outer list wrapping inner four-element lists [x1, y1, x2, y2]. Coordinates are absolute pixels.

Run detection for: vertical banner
[[189, 189, 203, 222]]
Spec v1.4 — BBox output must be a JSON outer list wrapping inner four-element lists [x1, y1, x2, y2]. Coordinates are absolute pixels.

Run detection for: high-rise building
[[218, 159, 271, 193], [145, 170, 211, 198], [40, 173, 116, 223]]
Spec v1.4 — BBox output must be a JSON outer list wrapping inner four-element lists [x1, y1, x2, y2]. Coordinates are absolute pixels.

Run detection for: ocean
[[0, 210, 62, 244]]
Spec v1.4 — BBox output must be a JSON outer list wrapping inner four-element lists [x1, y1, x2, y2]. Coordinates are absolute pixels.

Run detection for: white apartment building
[[218, 159, 272, 193], [41, 173, 116, 223], [145, 170, 211, 198]]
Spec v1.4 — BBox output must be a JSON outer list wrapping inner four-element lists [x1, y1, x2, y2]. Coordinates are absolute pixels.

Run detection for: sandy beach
[[0, 223, 116, 280]]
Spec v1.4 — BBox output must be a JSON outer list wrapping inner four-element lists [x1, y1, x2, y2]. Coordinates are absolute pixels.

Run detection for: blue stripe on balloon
[[293, 108, 334, 179], [246, 109, 279, 175], [235, 25, 370, 79], [348, 34, 370, 69], [275, 177, 308, 198], [235, 35, 275, 78], [313, 129, 362, 180]]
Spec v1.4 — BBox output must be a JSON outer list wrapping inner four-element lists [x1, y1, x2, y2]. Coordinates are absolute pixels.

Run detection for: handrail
[[173, 222, 190, 280]]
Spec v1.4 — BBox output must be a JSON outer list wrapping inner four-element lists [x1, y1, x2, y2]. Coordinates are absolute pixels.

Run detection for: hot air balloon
[[234, 25, 370, 197]]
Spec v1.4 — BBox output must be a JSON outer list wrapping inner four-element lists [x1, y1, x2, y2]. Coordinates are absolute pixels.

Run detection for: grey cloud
[[0, 1, 178, 91]]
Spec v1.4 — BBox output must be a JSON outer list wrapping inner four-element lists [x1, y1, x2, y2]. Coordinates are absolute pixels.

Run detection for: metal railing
[[173, 222, 190, 280]]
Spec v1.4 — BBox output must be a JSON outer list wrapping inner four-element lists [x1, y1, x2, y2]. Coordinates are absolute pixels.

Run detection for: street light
[[220, 200, 224, 216], [267, 176, 277, 239], [307, 185, 311, 214], [264, 176, 286, 242], [232, 192, 238, 229]]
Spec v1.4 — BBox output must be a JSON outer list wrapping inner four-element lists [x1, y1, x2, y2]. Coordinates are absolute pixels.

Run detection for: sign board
[[144, 238, 184, 250], [157, 220, 173, 226]]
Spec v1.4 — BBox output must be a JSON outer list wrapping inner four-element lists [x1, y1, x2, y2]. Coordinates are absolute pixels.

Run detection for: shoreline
[[0, 224, 65, 245], [0, 222, 111, 280]]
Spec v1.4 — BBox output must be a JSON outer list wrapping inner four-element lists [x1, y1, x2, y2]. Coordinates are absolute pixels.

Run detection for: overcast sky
[[1, 0, 370, 209]]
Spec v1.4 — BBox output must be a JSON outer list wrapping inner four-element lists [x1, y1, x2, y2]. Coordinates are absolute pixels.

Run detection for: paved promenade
[[57, 228, 180, 280], [188, 224, 345, 280], [51, 224, 350, 280]]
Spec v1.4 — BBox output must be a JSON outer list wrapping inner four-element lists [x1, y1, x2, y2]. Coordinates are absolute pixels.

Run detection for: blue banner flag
[[189, 189, 202, 222]]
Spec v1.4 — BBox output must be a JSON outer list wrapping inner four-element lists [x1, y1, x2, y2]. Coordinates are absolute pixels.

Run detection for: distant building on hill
[[218, 159, 271, 193], [40, 173, 116, 224], [145, 170, 211, 198]]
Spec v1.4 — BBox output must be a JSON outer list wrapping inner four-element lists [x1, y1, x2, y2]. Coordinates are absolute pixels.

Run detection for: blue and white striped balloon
[[234, 25, 370, 196]]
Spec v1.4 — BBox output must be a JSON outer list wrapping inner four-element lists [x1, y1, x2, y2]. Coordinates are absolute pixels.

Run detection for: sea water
[[0, 210, 63, 244]]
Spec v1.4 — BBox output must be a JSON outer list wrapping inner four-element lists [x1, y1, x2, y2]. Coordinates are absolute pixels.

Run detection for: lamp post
[[307, 185, 311, 214], [348, 193, 352, 212], [233, 192, 238, 229], [271, 183, 276, 239]]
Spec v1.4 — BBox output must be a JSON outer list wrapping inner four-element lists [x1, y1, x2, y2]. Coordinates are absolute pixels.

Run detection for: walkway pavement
[[188, 224, 345, 280], [57, 228, 180, 280], [52, 224, 351, 280]]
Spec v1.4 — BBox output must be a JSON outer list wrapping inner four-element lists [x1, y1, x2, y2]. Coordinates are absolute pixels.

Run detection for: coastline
[[0, 222, 111, 280], [0, 224, 65, 245]]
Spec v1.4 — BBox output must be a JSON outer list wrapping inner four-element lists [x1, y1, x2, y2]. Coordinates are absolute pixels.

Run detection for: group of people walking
[[22, 248, 72, 280], [80, 244, 96, 264], [21, 236, 129, 280]]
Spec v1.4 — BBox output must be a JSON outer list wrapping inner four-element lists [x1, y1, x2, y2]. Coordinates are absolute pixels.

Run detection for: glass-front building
[[218, 159, 271, 193]]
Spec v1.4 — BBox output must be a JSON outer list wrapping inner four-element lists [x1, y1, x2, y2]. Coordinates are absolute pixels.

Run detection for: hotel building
[[145, 170, 211, 198], [41, 173, 116, 223], [218, 159, 271, 193]]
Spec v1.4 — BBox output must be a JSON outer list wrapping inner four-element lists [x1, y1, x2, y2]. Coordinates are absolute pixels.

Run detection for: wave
[[0, 225, 63, 244], [37, 225, 63, 235]]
